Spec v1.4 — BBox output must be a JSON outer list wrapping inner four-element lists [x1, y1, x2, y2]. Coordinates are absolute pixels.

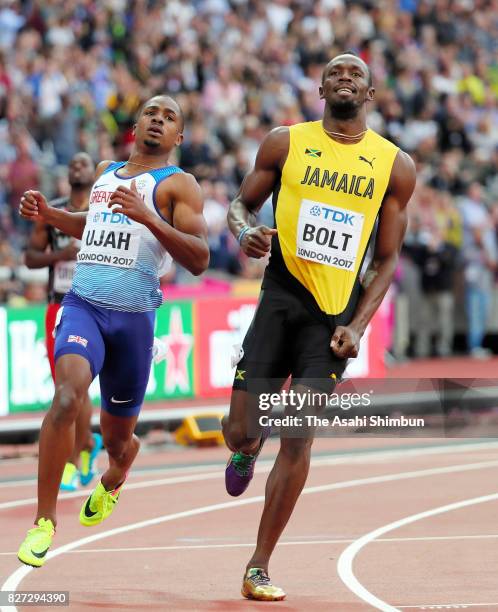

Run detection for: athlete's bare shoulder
[[157, 170, 201, 201], [388, 149, 416, 204], [95, 160, 115, 180], [256, 126, 290, 171], [155, 170, 203, 220]]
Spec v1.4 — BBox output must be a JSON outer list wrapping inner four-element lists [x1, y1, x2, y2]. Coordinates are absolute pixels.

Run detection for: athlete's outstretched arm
[[108, 174, 209, 276], [331, 150, 416, 359], [228, 127, 289, 258], [19, 161, 109, 240], [19, 191, 87, 239]]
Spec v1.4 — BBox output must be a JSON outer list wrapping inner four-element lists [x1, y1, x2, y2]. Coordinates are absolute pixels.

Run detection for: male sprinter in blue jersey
[[223, 53, 416, 600], [17, 95, 209, 567]]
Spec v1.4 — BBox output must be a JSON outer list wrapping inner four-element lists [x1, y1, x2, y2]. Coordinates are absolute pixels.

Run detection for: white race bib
[[296, 199, 364, 271], [78, 209, 141, 268], [53, 261, 77, 293]]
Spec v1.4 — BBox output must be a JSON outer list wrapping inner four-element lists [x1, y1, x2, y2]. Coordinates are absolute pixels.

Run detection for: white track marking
[[337, 492, 498, 612], [7, 530, 498, 558], [0, 462, 224, 489], [1, 439, 498, 491], [3, 461, 498, 611], [398, 604, 498, 609], [5, 531, 498, 556], [0, 496, 267, 612], [3, 440, 498, 509]]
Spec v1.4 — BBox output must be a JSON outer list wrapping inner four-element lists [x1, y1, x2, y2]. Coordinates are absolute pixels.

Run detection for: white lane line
[[398, 604, 498, 609], [2, 439, 498, 491], [0, 471, 224, 510], [5, 532, 498, 557], [4, 439, 498, 510], [0, 495, 266, 612], [3, 460, 498, 612], [0, 462, 224, 489], [337, 493, 498, 612]]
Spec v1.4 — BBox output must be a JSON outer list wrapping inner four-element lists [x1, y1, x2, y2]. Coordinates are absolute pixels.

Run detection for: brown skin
[[25, 153, 96, 469], [24, 153, 95, 269], [225, 55, 416, 576], [20, 96, 209, 275], [22, 96, 209, 528]]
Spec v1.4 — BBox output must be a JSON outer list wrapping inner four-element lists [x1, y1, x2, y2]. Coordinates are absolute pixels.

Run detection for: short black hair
[[322, 51, 373, 87]]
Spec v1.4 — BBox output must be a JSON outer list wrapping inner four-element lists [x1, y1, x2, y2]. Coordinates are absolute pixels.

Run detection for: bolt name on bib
[[296, 199, 364, 271]]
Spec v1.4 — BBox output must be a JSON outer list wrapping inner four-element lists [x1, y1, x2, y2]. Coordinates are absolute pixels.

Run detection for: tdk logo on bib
[[93, 211, 131, 225], [320, 207, 355, 225], [296, 199, 364, 272]]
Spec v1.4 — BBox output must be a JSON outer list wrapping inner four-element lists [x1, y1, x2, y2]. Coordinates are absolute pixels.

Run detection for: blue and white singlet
[[71, 161, 182, 312]]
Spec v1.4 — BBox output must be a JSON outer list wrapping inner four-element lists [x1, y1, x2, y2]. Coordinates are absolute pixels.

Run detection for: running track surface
[[2, 435, 498, 611]]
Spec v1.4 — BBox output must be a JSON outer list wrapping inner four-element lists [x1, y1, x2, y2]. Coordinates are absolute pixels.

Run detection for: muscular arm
[[20, 160, 109, 239], [331, 150, 415, 359], [149, 173, 209, 276], [227, 127, 289, 257], [350, 151, 416, 336], [44, 209, 88, 240], [109, 172, 209, 276]]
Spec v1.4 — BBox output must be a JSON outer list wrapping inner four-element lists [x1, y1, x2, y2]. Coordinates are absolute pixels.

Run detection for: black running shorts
[[232, 278, 347, 393]]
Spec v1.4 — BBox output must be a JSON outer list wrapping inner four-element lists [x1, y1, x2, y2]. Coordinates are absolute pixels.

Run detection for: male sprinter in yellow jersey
[[224, 52, 416, 600]]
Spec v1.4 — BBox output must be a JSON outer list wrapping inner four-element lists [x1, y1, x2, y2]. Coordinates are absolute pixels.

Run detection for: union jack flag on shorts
[[67, 335, 88, 348]]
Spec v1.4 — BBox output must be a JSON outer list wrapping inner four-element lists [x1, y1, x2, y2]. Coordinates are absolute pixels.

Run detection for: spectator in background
[[180, 122, 217, 180], [7, 134, 39, 231], [460, 182, 497, 358], [0, 0, 497, 365], [414, 225, 459, 358]]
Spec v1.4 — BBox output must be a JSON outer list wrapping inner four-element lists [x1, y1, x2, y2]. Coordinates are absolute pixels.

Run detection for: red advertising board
[[194, 296, 387, 398], [195, 297, 258, 398]]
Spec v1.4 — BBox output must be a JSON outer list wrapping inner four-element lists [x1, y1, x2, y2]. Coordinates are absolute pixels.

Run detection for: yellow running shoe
[[17, 518, 55, 568], [60, 462, 78, 491], [241, 567, 286, 601], [79, 480, 123, 527], [79, 433, 103, 486]]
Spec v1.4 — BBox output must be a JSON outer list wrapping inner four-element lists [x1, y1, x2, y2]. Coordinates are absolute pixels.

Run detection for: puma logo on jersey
[[359, 155, 375, 169]]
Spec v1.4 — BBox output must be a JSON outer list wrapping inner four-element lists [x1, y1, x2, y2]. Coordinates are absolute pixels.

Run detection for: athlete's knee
[[222, 418, 250, 451], [104, 433, 139, 462], [50, 382, 86, 428], [279, 437, 313, 464]]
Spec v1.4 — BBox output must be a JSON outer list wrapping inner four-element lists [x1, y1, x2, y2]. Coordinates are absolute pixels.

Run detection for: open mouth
[[147, 126, 163, 136], [336, 87, 355, 94]]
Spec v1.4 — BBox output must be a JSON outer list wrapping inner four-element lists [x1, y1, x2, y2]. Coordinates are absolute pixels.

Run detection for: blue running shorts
[[54, 291, 155, 417]]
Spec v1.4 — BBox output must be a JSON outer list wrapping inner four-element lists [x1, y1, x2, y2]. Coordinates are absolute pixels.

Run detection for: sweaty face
[[320, 57, 373, 119], [68, 154, 95, 188], [135, 97, 183, 152]]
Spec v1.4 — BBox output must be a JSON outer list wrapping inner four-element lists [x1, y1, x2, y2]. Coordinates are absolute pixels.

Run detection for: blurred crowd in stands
[[1, 0, 498, 357]]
